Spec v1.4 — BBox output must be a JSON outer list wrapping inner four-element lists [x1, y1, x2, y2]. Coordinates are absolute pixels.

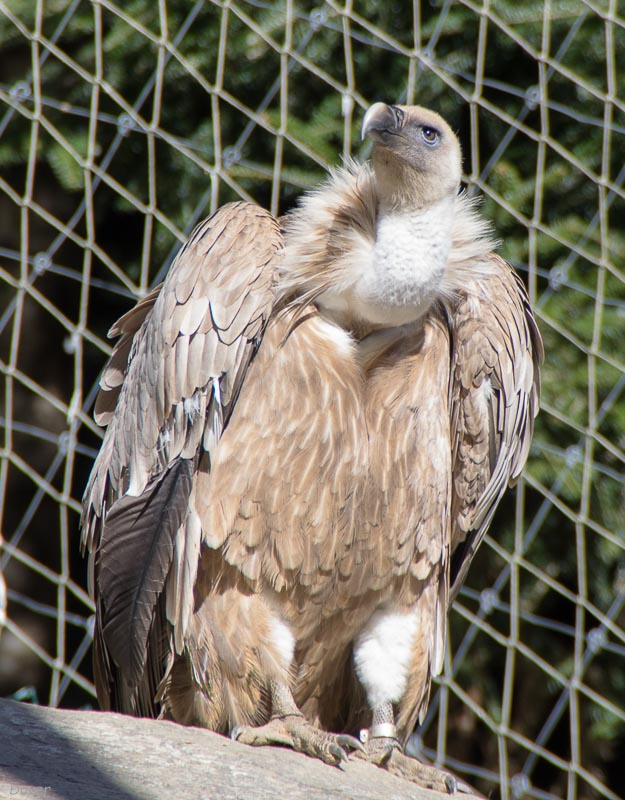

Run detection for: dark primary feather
[[96, 457, 193, 687]]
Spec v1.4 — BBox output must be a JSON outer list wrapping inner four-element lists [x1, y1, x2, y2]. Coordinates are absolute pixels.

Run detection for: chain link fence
[[1, 2, 624, 798]]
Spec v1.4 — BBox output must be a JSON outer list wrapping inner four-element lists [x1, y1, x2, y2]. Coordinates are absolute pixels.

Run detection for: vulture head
[[361, 102, 462, 211], [280, 102, 483, 332]]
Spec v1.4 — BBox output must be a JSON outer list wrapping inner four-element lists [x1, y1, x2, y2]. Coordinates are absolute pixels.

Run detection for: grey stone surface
[[0, 699, 481, 800]]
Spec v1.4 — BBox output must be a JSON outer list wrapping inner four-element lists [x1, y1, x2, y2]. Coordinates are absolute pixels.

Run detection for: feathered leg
[[231, 679, 363, 766], [351, 603, 478, 795], [355, 701, 478, 795]]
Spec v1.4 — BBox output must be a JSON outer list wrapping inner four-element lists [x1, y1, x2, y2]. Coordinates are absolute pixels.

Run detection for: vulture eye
[[420, 126, 440, 145]]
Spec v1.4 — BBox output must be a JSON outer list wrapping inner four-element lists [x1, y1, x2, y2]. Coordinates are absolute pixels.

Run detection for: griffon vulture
[[82, 102, 542, 792]]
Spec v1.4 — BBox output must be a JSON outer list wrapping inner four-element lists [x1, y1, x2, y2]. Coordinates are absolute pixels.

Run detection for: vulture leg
[[355, 703, 476, 795], [358, 699, 400, 755], [231, 680, 363, 766]]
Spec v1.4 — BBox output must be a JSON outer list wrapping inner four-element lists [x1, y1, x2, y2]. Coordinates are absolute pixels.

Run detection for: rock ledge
[[0, 698, 481, 800]]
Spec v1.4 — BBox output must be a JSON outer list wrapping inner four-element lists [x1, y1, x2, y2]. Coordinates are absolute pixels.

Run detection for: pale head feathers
[[361, 102, 462, 212], [279, 102, 498, 331]]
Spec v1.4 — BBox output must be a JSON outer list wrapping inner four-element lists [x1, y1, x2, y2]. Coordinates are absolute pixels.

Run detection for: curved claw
[[444, 774, 457, 794], [455, 776, 484, 796], [328, 742, 349, 763], [336, 733, 365, 753], [230, 724, 244, 741]]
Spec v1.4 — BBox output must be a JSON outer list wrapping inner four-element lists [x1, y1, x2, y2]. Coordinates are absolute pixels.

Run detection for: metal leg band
[[359, 722, 399, 744]]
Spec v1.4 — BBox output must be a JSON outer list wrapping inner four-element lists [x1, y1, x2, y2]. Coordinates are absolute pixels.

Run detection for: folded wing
[[448, 255, 543, 599], [81, 202, 281, 713]]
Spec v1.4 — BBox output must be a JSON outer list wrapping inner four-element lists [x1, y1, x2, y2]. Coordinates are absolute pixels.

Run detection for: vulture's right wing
[[81, 201, 281, 712]]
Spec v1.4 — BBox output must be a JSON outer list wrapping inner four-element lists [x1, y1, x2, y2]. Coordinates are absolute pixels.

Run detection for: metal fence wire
[[0, 2, 624, 799]]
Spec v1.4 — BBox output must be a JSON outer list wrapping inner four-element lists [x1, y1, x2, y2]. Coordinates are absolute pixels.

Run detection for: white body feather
[[353, 608, 421, 708], [280, 161, 497, 333]]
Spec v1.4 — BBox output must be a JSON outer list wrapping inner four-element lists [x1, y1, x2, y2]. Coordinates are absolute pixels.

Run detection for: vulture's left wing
[[81, 202, 281, 712], [448, 255, 543, 600]]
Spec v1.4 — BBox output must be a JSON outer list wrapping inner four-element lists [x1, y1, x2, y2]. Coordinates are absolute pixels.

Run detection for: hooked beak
[[361, 102, 404, 141]]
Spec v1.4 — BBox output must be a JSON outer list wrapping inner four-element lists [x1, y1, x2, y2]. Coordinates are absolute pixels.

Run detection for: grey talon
[[338, 734, 365, 752], [457, 778, 481, 795], [329, 743, 348, 762], [230, 725, 243, 741], [444, 774, 458, 794]]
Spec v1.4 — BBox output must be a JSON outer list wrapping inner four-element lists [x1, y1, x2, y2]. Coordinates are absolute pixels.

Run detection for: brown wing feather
[[81, 201, 281, 713], [94, 285, 162, 426], [448, 255, 543, 599]]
